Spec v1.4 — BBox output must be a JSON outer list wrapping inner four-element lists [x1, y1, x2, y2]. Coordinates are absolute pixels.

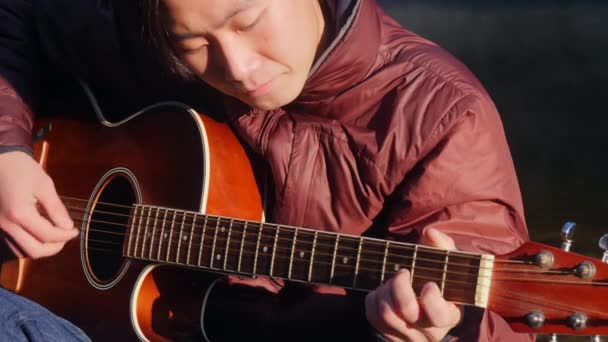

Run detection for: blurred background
[[376, 1, 608, 340]]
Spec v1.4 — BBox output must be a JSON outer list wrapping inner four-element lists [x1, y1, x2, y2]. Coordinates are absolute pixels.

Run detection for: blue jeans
[[0, 287, 90, 342]]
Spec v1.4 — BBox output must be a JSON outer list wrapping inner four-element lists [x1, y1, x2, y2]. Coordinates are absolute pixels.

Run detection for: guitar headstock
[[489, 226, 608, 336]]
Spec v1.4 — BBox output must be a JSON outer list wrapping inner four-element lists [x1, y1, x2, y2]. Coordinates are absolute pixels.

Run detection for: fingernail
[[397, 268, 410, 276], [423, 282, 439, 294]]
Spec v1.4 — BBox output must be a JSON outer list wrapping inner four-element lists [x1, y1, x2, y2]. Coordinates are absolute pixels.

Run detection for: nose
[[215, 36, 260, 84]]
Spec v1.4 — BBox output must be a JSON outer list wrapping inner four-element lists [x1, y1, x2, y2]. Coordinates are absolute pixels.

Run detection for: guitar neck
[[123, 204, 493, 307]]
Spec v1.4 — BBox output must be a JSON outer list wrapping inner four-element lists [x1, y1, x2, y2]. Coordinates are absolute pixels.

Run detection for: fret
[[271, 226, 294, 279], [310, 232, 337, 284], [126, 205, 140, 257], [411, 244, 418, 283], [237, 221, 248, 273], [186, 212, 197, 265], [440, 250, 450, 294], [139, 206, 153, 259], [156, 208, 169, 260], [269, 225, 281, 277], [307, 231, 318, 282], [201, 215, 221, 268], [329, 235, 340, 284], [410, 247, 446, 294], [380, 240, 389, 283], [252, 224, 276, 275], [287, 229, 298, 279], [215, 219, 231, 267], [252, 223, 263, 274], [385, 241, 416, 284], [354, 237, 386, 290], [147, 207, 161, 260], [210, 216, 221, 269], [175, 211, 188, 263], [353, 236, 364, 288], [290, 229, 315, 282], [239, 222, 259, 274], [222, 219, 234, 270], [197, 215, 209, 267], [132, 205, 145, 257], [166, 209, 178, 262], [331, 235, 359, 288], [445, 251, 483, 305]]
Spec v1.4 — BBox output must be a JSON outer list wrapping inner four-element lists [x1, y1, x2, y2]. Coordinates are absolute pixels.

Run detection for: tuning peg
[[560, 221, 576, 252], [599, 234, 608, 263]]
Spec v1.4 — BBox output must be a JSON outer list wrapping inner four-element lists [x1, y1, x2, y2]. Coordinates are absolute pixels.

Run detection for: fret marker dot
[[394, 264, 400, 271], [183, 234, 189, 241], [221, 226, 226, 233], [216, 254, 222, 261], [299, 251, 305, 258], [263, 246, 268, 253], [163, 232, 169, 239], [343, 257, 348, 264]]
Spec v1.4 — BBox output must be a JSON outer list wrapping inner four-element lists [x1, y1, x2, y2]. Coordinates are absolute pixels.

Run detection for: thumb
[[420, 227, 456, 250]]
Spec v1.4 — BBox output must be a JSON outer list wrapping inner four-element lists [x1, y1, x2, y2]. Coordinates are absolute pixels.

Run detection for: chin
[[248, 93, 297, 111]]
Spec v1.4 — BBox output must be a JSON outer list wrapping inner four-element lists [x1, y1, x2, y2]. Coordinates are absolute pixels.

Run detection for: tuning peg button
[[599, 234, 608, 263], [525, 310, 545, 329], [560, 222, 576, 251], [568, 312, 588, 331]]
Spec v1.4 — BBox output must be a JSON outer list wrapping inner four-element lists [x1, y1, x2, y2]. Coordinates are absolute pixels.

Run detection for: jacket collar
[[285, 0, 382, 116]]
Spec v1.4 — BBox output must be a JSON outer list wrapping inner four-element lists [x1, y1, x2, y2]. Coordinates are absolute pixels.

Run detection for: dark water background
[[378, 0, 608, 254], [377, 2, 608, 340]]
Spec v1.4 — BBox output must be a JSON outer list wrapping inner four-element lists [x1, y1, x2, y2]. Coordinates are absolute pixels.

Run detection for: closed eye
[[238, 8, 266, 32]]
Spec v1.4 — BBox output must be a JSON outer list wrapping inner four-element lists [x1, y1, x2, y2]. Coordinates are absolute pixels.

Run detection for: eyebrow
[[171, 0, 253, 40]]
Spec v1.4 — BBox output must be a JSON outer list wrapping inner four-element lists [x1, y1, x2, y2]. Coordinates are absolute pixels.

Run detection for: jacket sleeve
[[0, 0, 41, 153], [385, 94, 533, 341]]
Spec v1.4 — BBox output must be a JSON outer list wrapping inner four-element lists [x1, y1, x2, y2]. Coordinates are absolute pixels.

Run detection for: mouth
[[246, 76, 279, 98]]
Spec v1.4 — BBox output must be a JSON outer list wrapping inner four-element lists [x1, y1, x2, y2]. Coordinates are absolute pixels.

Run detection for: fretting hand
[[365, 228, 462, 341]]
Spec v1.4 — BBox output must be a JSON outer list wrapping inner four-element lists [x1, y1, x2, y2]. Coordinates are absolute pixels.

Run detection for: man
[[0, 0, 531, 341]]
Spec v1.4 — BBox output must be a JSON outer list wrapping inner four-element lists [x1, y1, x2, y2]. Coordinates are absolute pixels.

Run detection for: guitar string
[[65, 206, 604, 280], [80, 241, 486, 296], [74, 218, 498, 274], [67, 207, 503, 271], [77, 219, 490, 283], [79, 219, 576, 279], [65, 206, 592, 277], [68, 211, 554, 277], [72, 215, 608, 287], [60, 199, 530, 267], [60, 196, 530, 265], [491, 288, 608, 317]]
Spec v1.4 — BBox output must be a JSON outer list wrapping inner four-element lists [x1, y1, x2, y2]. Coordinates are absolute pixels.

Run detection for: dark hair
[[141, 0, 195, 80]]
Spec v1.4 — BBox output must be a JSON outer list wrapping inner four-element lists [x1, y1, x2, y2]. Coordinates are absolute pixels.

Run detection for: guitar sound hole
[[86, 175, 135, 284]]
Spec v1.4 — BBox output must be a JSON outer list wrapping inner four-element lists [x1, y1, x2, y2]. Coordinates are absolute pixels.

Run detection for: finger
[[389, 270, 421, 324], [6, 205, 78, 243], [366, 285, 408, 340], [420, 227, 456, 250], [0, 219, 67, 258], [418, 282, 462, 329], [35, 178, 74, 230]]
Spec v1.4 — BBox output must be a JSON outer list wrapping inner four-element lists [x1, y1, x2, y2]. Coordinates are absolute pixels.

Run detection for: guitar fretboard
[[123, 205, 493, 307]]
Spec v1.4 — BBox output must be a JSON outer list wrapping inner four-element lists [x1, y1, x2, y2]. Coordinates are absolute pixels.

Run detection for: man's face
[[164, 0, 326, 110]]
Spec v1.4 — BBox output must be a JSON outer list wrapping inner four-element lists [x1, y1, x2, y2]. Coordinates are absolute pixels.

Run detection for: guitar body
[[0, 97, 264, 341]]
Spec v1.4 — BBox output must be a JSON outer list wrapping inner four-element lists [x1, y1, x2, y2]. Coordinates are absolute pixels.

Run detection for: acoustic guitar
[[1, 84, 607, 341]]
